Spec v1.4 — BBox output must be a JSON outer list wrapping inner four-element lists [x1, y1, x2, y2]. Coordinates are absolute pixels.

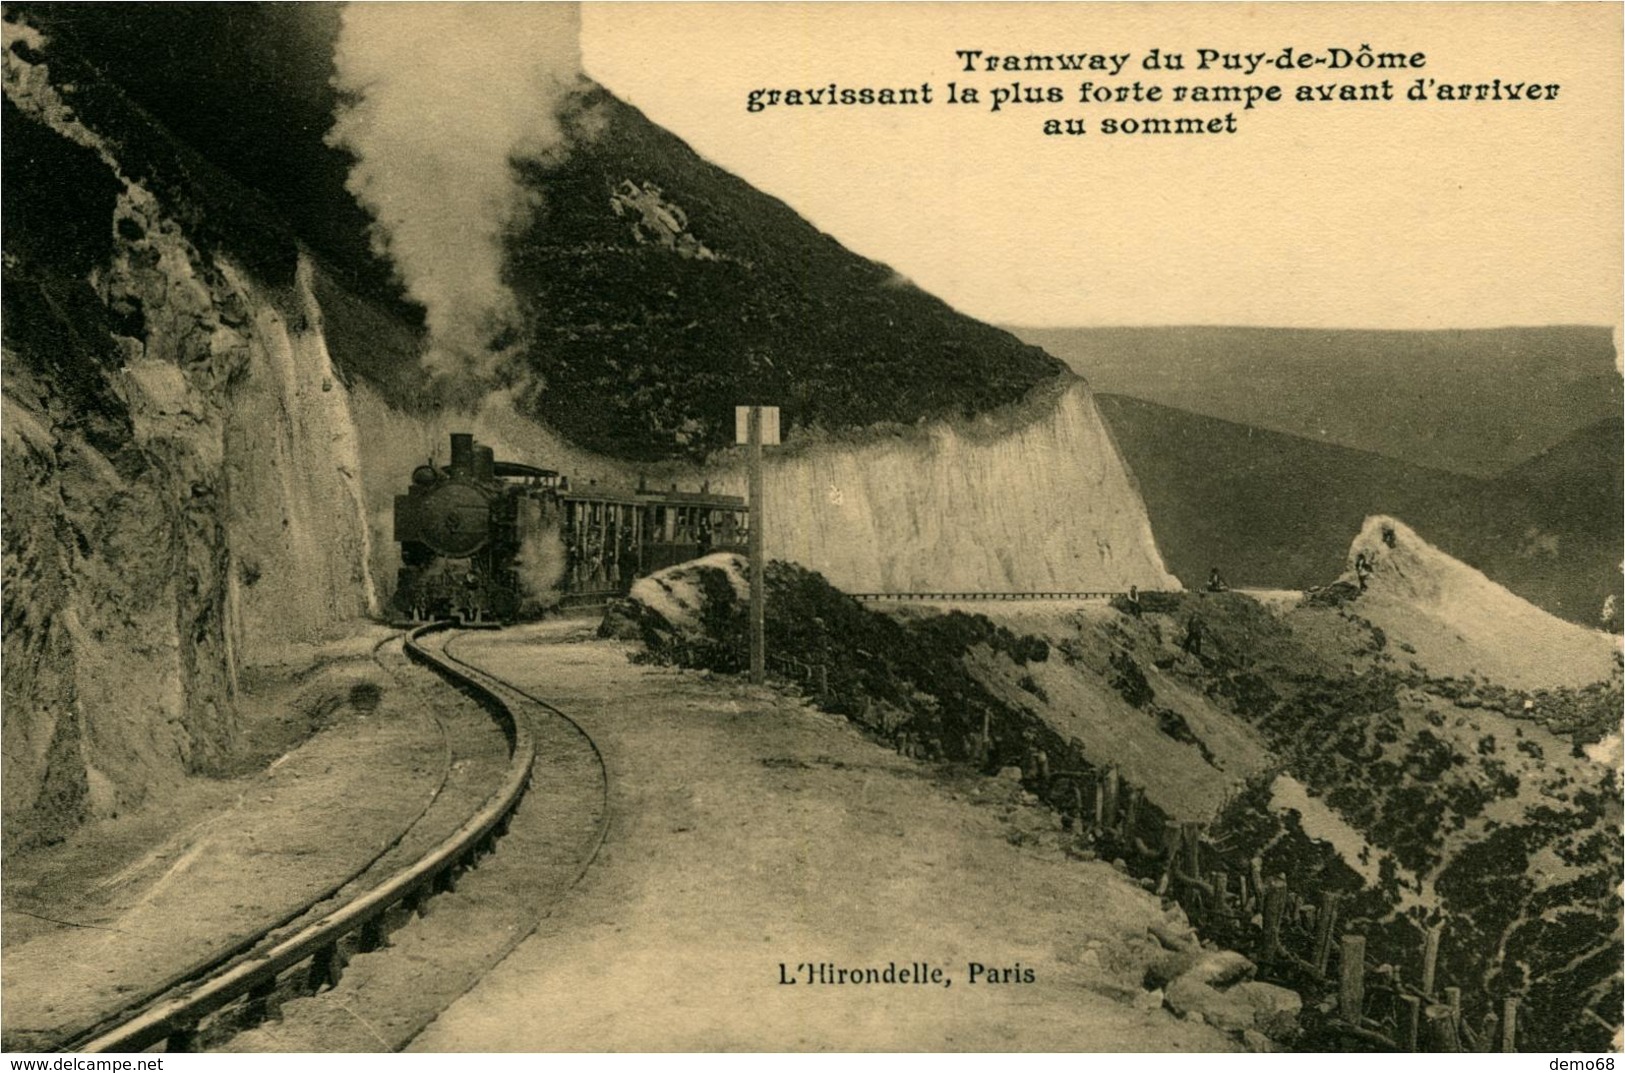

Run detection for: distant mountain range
[[1017, 326, 1621, 478], [1097, 393, 1622, 624]]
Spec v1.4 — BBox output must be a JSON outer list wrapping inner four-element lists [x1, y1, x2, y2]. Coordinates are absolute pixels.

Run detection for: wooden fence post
[[1401, 995, 1421, 1051], [1426, 1004, 1461, 1052], [1157, 821, 1180, 896], [1476, 1013, 1499, 1053], [1261, 883, 1286, 959], [1313, 892, 1341, 976], [1421, 924, 1441, 996], [1339, 935, 1366, 1022]]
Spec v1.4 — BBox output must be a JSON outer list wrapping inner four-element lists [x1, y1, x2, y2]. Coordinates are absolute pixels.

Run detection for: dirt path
[[408, 624, 1235, 1052]]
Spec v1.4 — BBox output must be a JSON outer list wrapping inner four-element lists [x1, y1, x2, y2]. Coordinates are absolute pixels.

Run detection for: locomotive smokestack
[[450, 433, 475, 474]]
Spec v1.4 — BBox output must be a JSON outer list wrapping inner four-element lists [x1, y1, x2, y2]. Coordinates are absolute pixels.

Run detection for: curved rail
[[76, 624, 536, 1054], [24, 635, 455, 1055], [849, 591, 1124, 602]]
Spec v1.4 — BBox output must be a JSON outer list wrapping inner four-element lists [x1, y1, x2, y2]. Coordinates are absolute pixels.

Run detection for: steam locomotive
[[392, 433, 748, 622]]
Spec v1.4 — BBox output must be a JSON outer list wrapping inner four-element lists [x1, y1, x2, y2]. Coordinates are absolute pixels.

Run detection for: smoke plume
[[515, 528, 567, 613], [328, 3, 582, 378]]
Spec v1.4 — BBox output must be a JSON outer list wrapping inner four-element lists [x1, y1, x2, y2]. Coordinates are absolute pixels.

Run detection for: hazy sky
[[581, 3, 1621, 329]]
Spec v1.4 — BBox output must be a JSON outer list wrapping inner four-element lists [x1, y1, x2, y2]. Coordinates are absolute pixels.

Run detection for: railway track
[[63, 623, 603, 1054], [849, 591, 1125, 602]]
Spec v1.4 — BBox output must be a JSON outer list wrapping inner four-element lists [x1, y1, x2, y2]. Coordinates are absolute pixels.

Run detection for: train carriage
[[393, 434, 747, 622]]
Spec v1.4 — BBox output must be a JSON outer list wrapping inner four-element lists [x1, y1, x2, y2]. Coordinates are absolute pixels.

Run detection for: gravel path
[[408, 623, 1234, 1052]]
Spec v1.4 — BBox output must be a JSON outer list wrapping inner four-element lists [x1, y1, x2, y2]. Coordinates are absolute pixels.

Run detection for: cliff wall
[[2, 30, 374, 851], [713, 379, 1178, 593]]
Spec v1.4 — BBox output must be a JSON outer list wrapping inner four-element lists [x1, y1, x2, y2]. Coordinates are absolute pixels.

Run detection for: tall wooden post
[[1400, 994, 1421, 1051], [748, 405, 765, 685], [1427, 1004, 1462, 1052]]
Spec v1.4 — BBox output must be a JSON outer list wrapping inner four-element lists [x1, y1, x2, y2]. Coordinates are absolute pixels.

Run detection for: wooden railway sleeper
[[358, 915, 387, 954], [244, 977, 280, 1022], [308, 943, 347, 992]]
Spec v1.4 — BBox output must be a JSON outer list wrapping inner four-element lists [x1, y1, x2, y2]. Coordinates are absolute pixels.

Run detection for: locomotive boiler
[[392, 433, 748, 622]]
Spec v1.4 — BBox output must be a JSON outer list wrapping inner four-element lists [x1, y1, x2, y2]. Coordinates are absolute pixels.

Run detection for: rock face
[[712, 378, 1179, 594], [1342, 515, 1617, 690], [2, 29, 375, 853]]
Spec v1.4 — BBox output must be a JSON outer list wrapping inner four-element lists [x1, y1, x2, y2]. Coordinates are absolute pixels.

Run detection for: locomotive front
[[392, 433, 553, 621]]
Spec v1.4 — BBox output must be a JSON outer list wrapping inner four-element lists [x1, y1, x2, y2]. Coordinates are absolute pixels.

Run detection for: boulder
[[1231, 981, 1302, 1038], [1242, 1029, 1277, 1053], [1177, 950, 1254, 987], [1161, 952, 1302, 1040], [1165, 975, 1258, 1033]]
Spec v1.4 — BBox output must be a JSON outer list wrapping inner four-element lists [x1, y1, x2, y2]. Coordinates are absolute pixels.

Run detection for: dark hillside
[[10, 3, 391, 300], [1019, 325, 1621, 478], [1474, 418, 1625, 623], [506, 89, 1063, 461], [1495, 417, 1623, 518], [1097, 394, 1622, 623], [1096, 394, 1480, 588]]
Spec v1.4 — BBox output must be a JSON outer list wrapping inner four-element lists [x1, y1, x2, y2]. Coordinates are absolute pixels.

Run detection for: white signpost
[[736, 405, 780, 684]]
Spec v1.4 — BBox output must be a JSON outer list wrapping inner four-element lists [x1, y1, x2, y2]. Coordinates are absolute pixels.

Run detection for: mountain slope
[[1019, 325, 1621, 478], [507, 89, 1063, 461], [1340, 516, 1617, 690], [1095, 393, 1622, 623]]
